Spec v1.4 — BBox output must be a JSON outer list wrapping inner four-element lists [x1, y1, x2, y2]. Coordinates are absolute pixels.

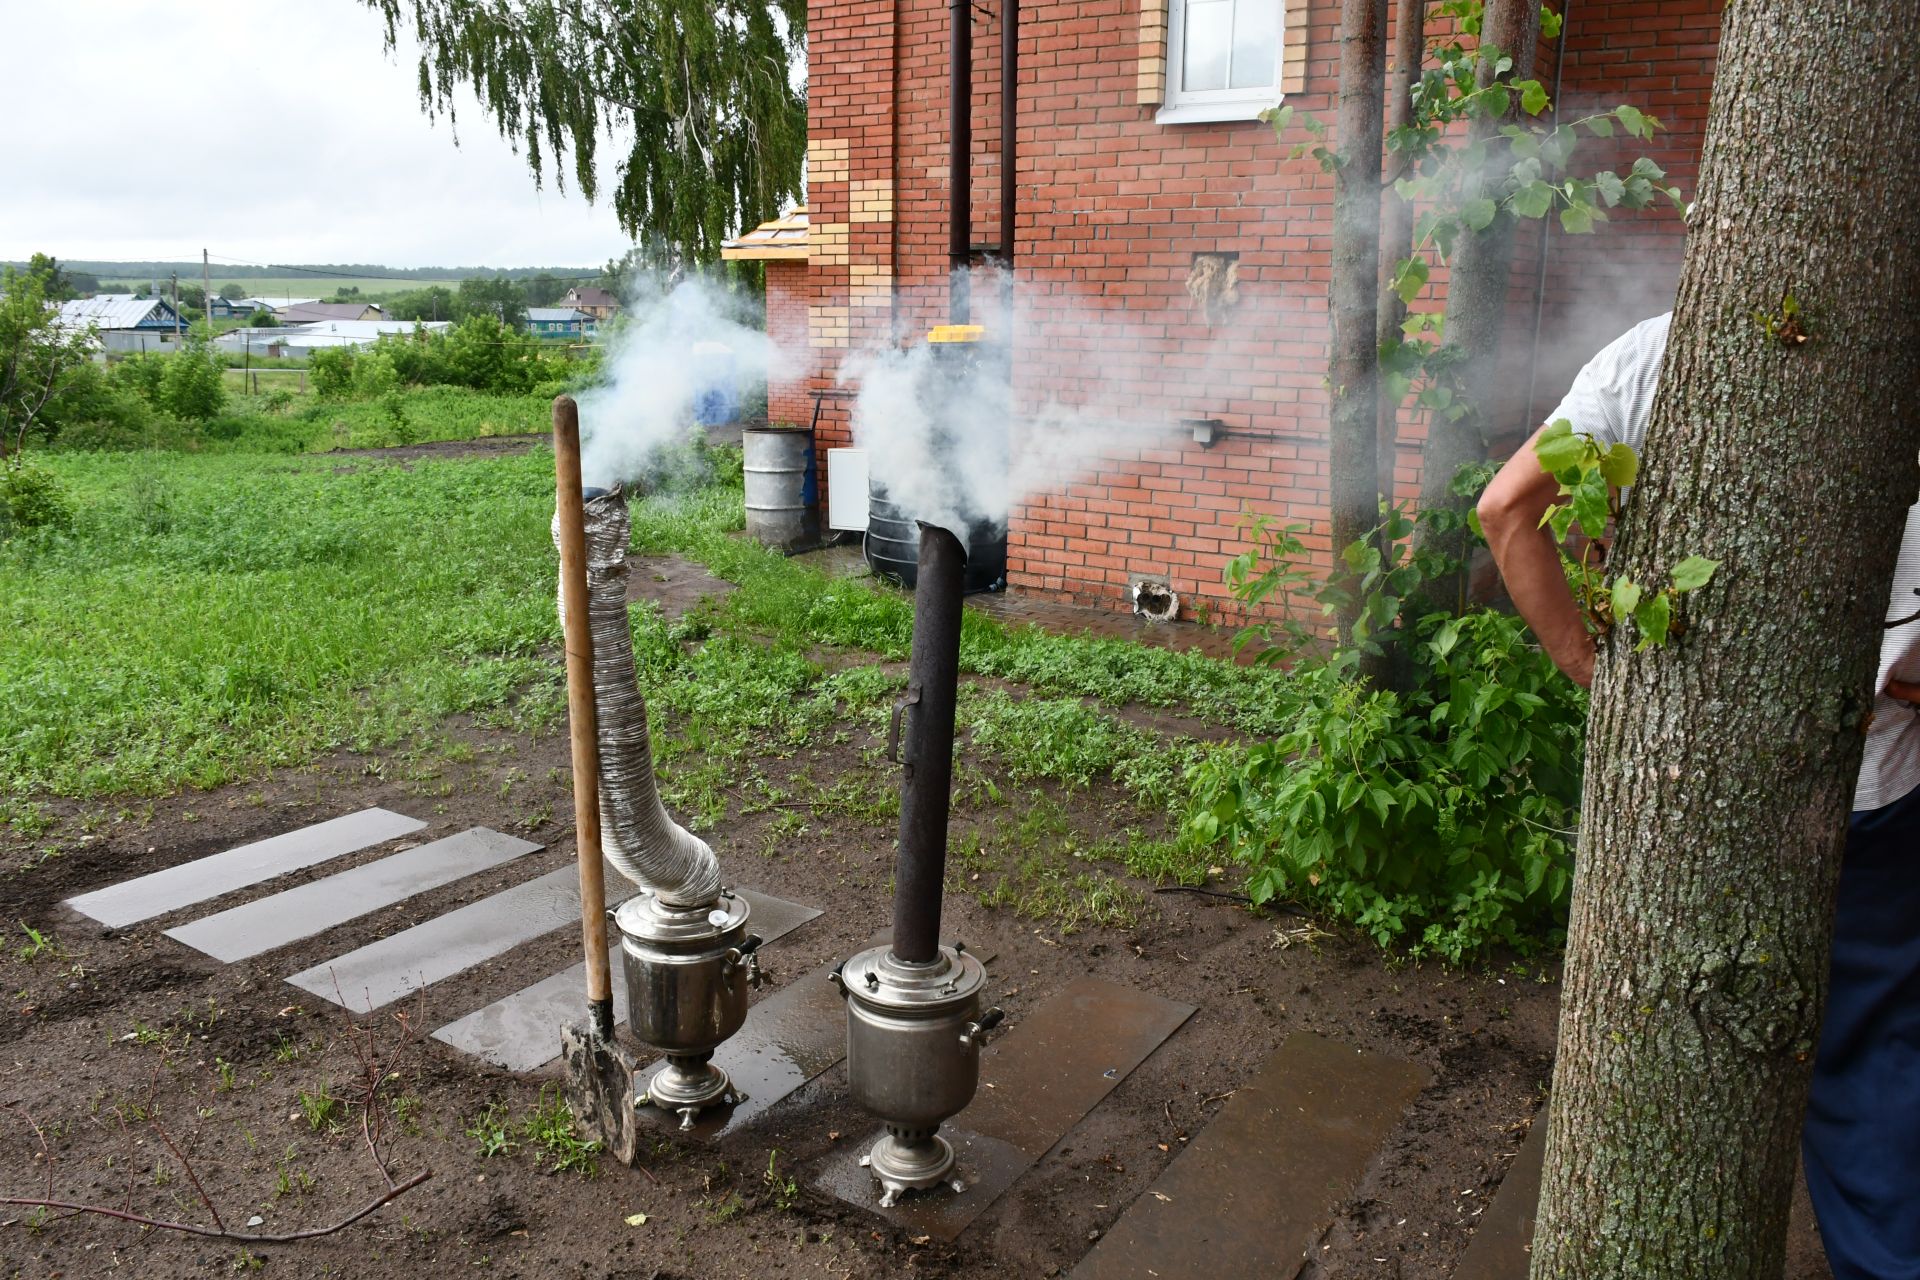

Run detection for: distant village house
[[526, 306, 596, 338], [560, 286, 621, 322]]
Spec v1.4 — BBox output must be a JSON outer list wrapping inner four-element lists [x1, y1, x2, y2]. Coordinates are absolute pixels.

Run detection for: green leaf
[[1669, 555, 1720, 593], [1520, 80, 1550, 116], [1611, 577, 1642, 619], [1394, 256, 1430, 304], [1532, 420, 1587, 472], [1583, 113, 1615, 138], [1593, 171, 1626, 207], [1571, 472, 1610, 540], [1598, 442, 1639, 488], [1560, 202, 1597, 234], [1463, 197, 1498, 231], [1615, 104, 1649, 138], [1634, 591, 1672, 649], [1507, 131, 1541, 163], [1512, 180, 1556, 219]]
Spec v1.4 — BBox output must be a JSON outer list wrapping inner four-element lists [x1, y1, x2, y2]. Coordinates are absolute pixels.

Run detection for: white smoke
[[843, 267, 1226, 545], [578, 277, 797, 490]]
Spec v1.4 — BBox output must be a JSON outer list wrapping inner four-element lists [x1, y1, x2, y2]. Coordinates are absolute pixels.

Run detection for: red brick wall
[[765, 261, 812, 426], [804, 0, 1720, 616]]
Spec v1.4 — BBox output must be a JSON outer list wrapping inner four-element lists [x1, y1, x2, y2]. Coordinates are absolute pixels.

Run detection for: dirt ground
[[1, 540, 1834, 1280]]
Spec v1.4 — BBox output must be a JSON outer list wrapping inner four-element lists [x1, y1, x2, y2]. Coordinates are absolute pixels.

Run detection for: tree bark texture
[[1531, 5, 1920, 1276], [1376, 0, 1423, 502], [1413, 0, 1539, 605], [1329, 0, 1390, 678]]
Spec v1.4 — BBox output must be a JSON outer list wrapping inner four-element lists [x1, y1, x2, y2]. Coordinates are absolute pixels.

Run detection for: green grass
[[0, 448, 562, 798], [627, 484, 1302, 735], [4, 419, 1284, 942]]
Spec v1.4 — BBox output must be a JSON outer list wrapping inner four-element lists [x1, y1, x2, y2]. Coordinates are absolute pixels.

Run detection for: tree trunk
[[1375, 0, 1423, 503], [1412, 0, 1539, 609], [1531, 5, 1920, 1276], [1328, 0, 1390, 679]]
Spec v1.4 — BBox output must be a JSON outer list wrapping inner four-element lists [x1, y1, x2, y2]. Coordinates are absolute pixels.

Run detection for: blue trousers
[[1804, 784, 1920, 1279]]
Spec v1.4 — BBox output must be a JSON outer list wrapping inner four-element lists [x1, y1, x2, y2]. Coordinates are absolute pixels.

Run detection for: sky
[[0, 1, 642, 270]]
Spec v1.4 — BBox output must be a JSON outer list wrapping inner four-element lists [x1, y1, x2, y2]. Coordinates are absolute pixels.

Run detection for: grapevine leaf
[[1611, 577, 1642, 619], [1464, 197, 1498, 231], [1395, 256, 1430, 304], [1571, 471, 1611, 539], [1669, 555, 1720, 593], [1599, 441, 1639, 488], [1520, 80, 1550, 116], [1532, 420, 1587, 472], [1634, 591, 1672, 649], [1512, 180, 1556, 219], [1560, 202, 1597, 234]]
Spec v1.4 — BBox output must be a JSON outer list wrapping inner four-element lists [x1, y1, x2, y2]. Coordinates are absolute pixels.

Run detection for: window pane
[[1229, 0, 1280, 90], [1182, 0, 1232, 92]]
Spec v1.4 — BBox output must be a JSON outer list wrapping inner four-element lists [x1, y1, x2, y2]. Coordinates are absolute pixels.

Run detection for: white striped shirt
[[1549, 312, 1920, 812]]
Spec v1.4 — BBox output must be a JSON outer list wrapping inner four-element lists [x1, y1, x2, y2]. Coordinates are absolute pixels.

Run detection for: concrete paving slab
[[1452, 1115, 1546, 1280], [288, 861, 641, 1012], [1070, 1031, 1430, 1280], [164, 828, 541, 963], [814, 976, 1194, 1240], [66, 808, 426, 929], [430, 888, 823, 1072], [966, 977, 1196, 1158]]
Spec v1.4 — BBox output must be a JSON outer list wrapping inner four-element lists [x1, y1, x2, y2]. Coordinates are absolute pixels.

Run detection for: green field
[[97, 276, 453, 299]]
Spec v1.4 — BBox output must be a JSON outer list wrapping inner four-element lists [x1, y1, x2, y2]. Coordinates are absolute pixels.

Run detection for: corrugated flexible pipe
[[553, 488, 723, 908]]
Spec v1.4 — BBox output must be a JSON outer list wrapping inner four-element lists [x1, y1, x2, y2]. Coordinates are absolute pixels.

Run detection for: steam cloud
[[578, 278, 795, 490], [577, 261, 1679, 542]]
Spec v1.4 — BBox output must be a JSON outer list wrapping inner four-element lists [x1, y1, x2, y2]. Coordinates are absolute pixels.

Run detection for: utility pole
[[203, 248, 213, 331], [171, 273, 181, 341]]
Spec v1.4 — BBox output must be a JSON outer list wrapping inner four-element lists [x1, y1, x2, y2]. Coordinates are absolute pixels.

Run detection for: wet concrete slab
[[66, 808, 426, 929], [1071, 1031, 1430, 1280], [813, 1125, 1032, 1238], [288, 861, 642, 1012], [965, 977, 1196, 1157], [164, 828, 541, 964], [1453, 1114, 1546, 1280], [814, 976, 1194, 1241], [430, 887, 823, 1072]]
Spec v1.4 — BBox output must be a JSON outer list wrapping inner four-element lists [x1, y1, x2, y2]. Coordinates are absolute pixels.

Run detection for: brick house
[[778, 0, 1720, 616]]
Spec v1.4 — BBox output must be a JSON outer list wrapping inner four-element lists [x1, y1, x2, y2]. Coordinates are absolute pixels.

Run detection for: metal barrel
[[742, 427, 815, 550], [863, 481, 1007, 593]]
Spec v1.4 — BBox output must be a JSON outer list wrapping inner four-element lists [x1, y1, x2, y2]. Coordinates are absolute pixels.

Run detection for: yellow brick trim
[[1137, 0, 1169, 105], [812, 221, 850, 266], [807, 304, 851, 349], [1281, 0, 1309, 96], [807, 137, 850, 183], [849, 178, 895, 224]]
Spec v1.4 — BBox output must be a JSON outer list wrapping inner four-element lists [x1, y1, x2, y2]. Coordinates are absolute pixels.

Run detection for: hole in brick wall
[[1132, 577, 1179, 623], [1185, 252, 1240, 324]]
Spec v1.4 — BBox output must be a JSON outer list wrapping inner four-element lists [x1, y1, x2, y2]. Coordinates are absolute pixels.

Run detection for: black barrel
[[865, 483, 1005, 593]]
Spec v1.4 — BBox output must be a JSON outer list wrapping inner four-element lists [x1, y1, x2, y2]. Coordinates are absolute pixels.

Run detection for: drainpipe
[[950, 0, 973, 324], [1000, 0, 1018, 325], [1522, 0, 1575, 430]]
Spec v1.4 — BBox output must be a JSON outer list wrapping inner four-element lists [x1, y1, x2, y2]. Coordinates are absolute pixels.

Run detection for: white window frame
[[1157, 0, 1286, 126]]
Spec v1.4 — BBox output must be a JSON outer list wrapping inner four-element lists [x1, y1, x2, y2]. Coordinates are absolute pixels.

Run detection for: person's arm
[[1478, 424, 1597, 688]]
